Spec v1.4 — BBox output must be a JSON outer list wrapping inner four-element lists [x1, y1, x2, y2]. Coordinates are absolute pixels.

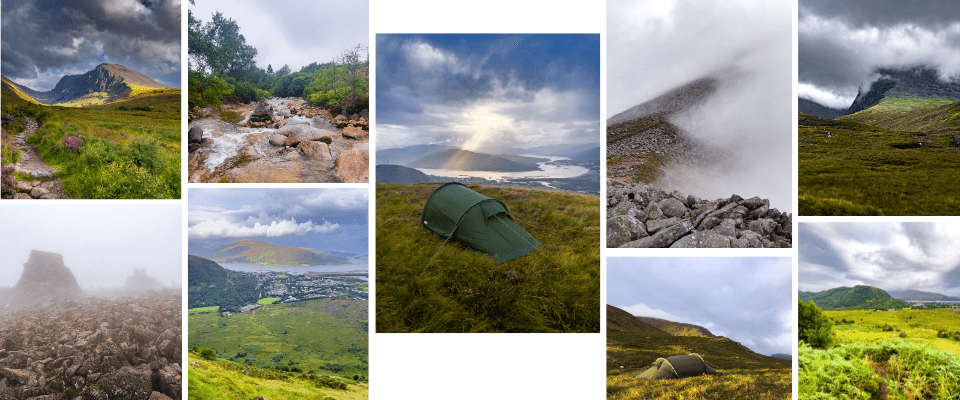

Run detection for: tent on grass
[[420, 182, 543, 264], [635, 354, 719, 380]]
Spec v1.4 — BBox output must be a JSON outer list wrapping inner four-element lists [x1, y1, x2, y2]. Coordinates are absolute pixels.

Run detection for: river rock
[[608, 179, 791, 248], [268, 133, 287, 147], [276, 125, 331, 147], [188, 126, 203, 144], [300, 141, 332, 162], [342, 125, 367, 139], [334, 147, 369, 183]]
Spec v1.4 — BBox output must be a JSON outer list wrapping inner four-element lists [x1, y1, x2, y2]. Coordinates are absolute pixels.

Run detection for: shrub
[[233, 81, 262, 104], [199, 348, 217, 361], [60, 135, 84, 153], [1, 165, 16, 198], [799, 299, 837, 349]]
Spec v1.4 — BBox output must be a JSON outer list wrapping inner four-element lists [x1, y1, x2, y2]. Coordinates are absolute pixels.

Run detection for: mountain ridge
[[799, 285, 910, 310], [202, 239, 351, 266], [3, 63, 166, 106], [890, 289, 960, 302]]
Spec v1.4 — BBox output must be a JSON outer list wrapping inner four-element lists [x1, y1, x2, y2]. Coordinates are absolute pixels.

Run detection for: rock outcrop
[[124, 268, 163, 292], [607, 179, 792, 248], [0, 290, 181, 399], [12, 250, 83, 302]]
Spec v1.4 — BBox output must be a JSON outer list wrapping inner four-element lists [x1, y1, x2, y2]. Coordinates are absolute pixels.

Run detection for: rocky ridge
[[607, 179, 791, 248], [0, 290, 181, 400]]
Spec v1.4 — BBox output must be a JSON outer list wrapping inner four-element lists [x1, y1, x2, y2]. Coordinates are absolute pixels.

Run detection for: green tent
[[420, 183, 543, 264], [635, 354, 719, 380]]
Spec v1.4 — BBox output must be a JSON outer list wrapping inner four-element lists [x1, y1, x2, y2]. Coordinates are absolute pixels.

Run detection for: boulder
[[268, 133, 287, 147], [621, 221, 692, 248], [334, 148, 369, 183], [98, 364, 153, 399], [299, 141, 332, 162], [342, 125, 367, 139], [658, 198, 687, 218], [275, 125, 331, 147], [607, 215, 648, 247], [670, 231, 731, 248], [188, 126, 203, 144], [29, 187, 48, 199]]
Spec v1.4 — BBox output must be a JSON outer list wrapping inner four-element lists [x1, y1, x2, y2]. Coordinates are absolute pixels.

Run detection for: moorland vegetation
[[1, 73, 180, 199], [798, 290, 960, 398], [376, 182, 599, 333], [606, 305, 791, 400]]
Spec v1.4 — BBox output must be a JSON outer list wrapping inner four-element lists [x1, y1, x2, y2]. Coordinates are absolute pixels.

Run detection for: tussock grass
[[187, 352, 368, 400], [376, 182, 600, 333], [607, 305, 791, 399], [798, 107, 960, 216], [827, 309, 960, 354]]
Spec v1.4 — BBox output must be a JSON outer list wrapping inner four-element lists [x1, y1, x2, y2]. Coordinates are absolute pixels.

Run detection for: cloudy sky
[[800, 222, 960, 296], [376, 34, 600, 152], [607, 0, 792, 211], [608, 257, 792, 357], [799, 0, 960, 108], [1, 0, 181, 90], [188, 188, 368, 255], [0, 204, 181, 290], [190, 0, 368, 74]]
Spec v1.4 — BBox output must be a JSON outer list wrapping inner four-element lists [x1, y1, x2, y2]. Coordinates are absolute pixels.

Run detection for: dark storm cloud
[[608, 258, 792, 357], [376, 34, 600, 152], [798, 0, 960, 107], [799, 223, 960, 296], [1, 0, 181, 89]]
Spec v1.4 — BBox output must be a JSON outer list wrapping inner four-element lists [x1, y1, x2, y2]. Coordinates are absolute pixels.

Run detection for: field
[[188, 352, 368, 400], [188, 298, 368, 379], [376, 182, 600, 333], [257, 297, 280, 305], [798, 98, 960, 215], [607, 306, 791, 400], [799, 309, 960, 398], [1, 87, 181, 198]]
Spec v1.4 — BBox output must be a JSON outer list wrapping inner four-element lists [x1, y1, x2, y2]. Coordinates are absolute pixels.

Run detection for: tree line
[[187, 2, 368, 116]]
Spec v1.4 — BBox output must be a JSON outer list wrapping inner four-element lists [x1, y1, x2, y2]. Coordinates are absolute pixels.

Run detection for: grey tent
[[635, 354, 719, 380], [420, 182, 543, 264]]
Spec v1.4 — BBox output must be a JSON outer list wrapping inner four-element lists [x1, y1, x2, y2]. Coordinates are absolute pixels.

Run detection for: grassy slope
[[827, 309, 960, 353], [207, 239, 349, 266], [376, 182, 600, 333], [188, 352, 368, 400], [1, 77, 40, 105], [798, 100, 960, 215], [839, 97, 960, 132], [607, 305, 791, 400], [189, 298, 368, 379]]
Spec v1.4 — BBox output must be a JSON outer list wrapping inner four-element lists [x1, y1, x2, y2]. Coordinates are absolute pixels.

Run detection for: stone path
[[10, 117, 68, 199]]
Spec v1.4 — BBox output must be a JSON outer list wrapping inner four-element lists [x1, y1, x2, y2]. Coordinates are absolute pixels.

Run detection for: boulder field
[[0, 290, 181, 399], [607, 179, 792, 248]]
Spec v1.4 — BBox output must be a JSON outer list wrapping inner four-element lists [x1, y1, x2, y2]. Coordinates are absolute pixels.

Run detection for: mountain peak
[[847, 65, 960, 114], [4, 63, 166, 106]]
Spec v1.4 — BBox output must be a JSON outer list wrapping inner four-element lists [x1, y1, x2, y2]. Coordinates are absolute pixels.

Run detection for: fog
[[608, 0, 792, 211], [0, 204, 182, 293]]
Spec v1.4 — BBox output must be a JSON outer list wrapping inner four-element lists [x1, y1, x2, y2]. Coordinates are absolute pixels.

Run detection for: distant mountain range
[[200, 239, 351, 266], [2, 63, 166, 106], [799, 66, 960, 119], [799, 285, 910, 310], [377, 145, 550, 172], [890, 289, 960, 302]]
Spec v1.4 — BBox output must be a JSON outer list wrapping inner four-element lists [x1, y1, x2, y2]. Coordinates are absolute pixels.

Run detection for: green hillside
[[839, 97, 960, 132], [187, 352, 368, 400], [1, 83, 181, 199], [376, 182, 600, 333], [607, 305, 791, 399], [798, 106, 960, 215], [1, 76, 40, 105], [188, 255, 258, 310], [799, 286, 909, 310], [189, 298, 368, 379], [205, 240, 350, 266]]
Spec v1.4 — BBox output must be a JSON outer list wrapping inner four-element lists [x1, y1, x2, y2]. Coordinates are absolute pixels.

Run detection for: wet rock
[[342, 125, 367, 139], [188, 126, 203, 144], [268, 133, 287, 147], [300, 141, 332, 162], [276, 125, 331, 147]]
